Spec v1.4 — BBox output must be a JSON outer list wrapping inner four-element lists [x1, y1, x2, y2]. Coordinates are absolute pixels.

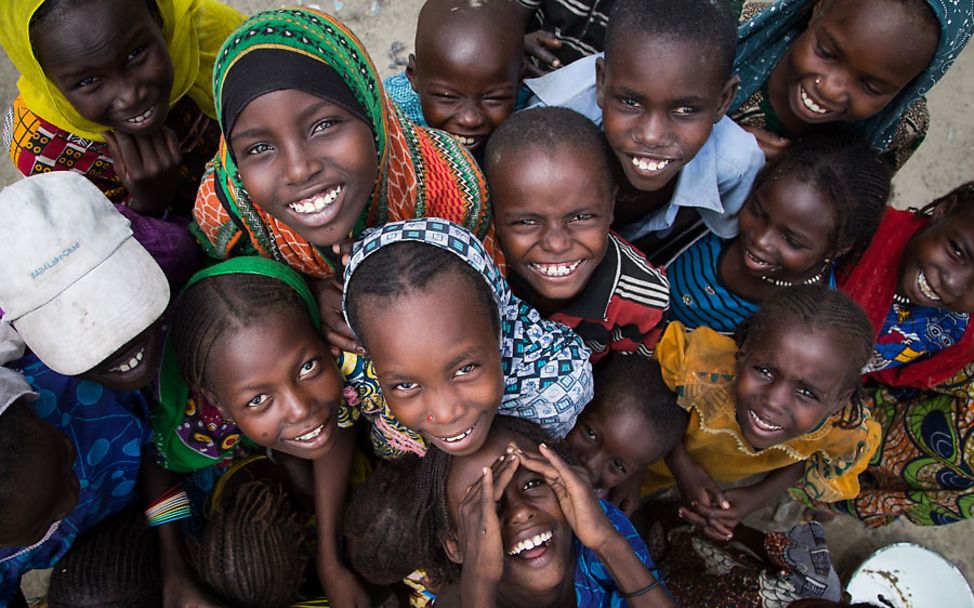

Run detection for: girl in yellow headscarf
[[0, 0, 243, 217]]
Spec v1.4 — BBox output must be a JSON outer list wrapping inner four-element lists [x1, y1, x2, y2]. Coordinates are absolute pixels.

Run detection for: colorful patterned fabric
[[666, 232, 760, 334], [343, 218, 594, 442], [643, 499, 842, 607], [839, 209, 974, 389], [830, 385, 974, 526], [152, 257, 362, 472], [573, 500, 664, 607], [0, 354, 151, 605], [192, 8, 495, 279], [383, 72, 428, 127], [644, 322, 880, 502], [0, 0, 243, 142], [864, 302, 969, 373], [3, 95, 223, 212], [515, 232, 669, 362], [731, 0, 974, 151]]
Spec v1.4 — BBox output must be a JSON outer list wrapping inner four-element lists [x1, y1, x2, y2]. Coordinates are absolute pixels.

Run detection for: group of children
[[0, 0, 972, 606]]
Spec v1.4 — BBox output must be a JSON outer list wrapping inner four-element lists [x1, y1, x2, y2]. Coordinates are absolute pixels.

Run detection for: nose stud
[[427, 414, 433, 422], [815, 76, 822, 85]]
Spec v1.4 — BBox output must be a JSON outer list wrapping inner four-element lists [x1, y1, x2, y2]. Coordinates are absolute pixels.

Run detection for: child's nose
[[456, 104, 485, 129], [501, 486, 537, 524], [282, 143, 323, 185], [540, 226, 571, 253], [632, 111, 671, 148], [817, 70, 851, 104]]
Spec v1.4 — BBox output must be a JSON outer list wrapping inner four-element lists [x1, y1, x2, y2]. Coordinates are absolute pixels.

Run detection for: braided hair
[[168, 273, 313, 391], [47, 507, 161, 608], [754, 128, 891, 265], [918, 181, 974, 219], [735, 285, 874, 428], [345, 241, 500, 347], [189, 479, 308, 608]]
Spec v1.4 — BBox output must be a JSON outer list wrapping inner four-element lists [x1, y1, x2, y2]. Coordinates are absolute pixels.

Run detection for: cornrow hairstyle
[[605, 0, 738, 82], [168, 272, 314, 391], [189, 479, 308, 608], [735, 285, 874, 428], [590, 355, 687, 458], [753, 128, 891, 265], [918, 180, 974, 219], [345, 241, 500, 348], [485, 107, 614, 195], [345, 455, 425, 585], [47, 506, 161, 608], [0, 399, 43, 503]]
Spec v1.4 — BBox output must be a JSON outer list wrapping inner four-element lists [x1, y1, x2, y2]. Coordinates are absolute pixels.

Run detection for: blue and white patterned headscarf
[[732, 0, 974, 149], [343, 218, 593, 438]]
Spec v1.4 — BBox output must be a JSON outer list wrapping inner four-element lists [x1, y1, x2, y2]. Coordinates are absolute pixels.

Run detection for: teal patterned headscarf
[[732, 0, 973, 149]]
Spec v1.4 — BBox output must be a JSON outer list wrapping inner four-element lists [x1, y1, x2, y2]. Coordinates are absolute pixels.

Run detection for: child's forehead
[[605, 34, 726, 90]]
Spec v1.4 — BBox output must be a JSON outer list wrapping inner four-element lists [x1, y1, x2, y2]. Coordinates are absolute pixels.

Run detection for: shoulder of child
[[523, 54, 603, 124], [609, 233, 670, 308], [712, 116, 766, 183]]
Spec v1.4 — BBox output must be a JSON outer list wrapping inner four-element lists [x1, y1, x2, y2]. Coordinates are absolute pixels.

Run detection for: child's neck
[[719, 238, 784, 302], [610, 158, 679, 229], [496, 574, 577, 608]]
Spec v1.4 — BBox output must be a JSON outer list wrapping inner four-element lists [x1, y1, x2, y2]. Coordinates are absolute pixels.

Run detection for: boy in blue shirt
[[525, 0, 764, 264]]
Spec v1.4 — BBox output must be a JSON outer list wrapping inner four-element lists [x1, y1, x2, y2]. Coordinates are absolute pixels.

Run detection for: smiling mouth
[[450, 133, 482, 147], [438, 423, 478, 444], [291, 423, 326, 443], [508, 530, 553, 557], [109, 347, 145, 373], [799, 85, 831, 116], [745, 247, 774, 268], [288, 185, 343, 215], [748, 408, 783, 432], [631, 156, 672, 173], [530, 260, 582, 278], [126, 107, 155, 125], [916, 269, 941, 302]]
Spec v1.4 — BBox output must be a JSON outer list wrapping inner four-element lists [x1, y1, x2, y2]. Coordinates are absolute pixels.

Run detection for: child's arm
[[103, 129, 183, 217], [665, 439, 730, 513], [516, 444, 675, 607], [142, 461, 226, 608], [313, 424, 369, 607], [681, 462, 803, 541]]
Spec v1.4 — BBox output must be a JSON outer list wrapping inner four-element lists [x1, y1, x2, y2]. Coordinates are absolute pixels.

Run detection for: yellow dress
[[643, 322, 881, 503]]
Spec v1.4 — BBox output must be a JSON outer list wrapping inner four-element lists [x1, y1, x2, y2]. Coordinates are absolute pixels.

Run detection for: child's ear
[[441, 531, 464, 565], [595, 56, 606, 109], [715, 74, 740, 122], [406, 54, 418, 91], [200, 388, 232, 421]]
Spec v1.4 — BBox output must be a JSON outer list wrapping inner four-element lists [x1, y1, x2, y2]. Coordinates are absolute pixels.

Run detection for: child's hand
[[740, 125, 790, 161], [678, 486, 763, 541], [515, 442, 616, 552], [310, 277, 363, 356], [666, 444, 730, 515], [321, 565, 370, 607], [104, 127, 182, 217], [522, 30, 562, 77], [456, 453, 521, 584]]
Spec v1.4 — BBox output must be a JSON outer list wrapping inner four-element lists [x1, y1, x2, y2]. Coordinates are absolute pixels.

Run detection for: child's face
[[0, 415, 80, 548], [596, 37, 736, 193], [358, 273, 504, 456], [735, 325, 854, 450], [736, 174, 838, 283], [79, 319, 166, 392], [230, 89, 378, 249], [407, 39, 520, 152], [33, 0, 174, 136], [491, 147, 613, 305], [444, 431, 573, 595], [566, 403, 662, 496], [770, 0, 937, 130], [202, 309, 346, 461], [898, 209, 974, 313]]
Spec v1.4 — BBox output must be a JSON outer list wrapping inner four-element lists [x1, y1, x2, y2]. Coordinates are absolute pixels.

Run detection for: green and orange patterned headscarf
[[191, 7, 494, 278]]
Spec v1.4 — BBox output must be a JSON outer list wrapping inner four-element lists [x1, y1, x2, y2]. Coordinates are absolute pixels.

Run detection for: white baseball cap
[[0, 172, 170, 375]]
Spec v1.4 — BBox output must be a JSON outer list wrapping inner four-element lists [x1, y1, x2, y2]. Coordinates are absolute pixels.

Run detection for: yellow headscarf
[[0, 0, 244, 142]]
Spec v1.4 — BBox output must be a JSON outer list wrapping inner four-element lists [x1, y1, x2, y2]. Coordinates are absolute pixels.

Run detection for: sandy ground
[[3, 0, 974, 601]]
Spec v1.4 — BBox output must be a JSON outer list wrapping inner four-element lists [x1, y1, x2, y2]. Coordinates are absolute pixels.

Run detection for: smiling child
[[667, 130, 890, 333], [523, 0, 764, 263], [733, 0, 973, 169], [647, 286, 880, 541], [0, 0, 243, 216], [487, 108, 669, 361], [384, 0, 524, 155]]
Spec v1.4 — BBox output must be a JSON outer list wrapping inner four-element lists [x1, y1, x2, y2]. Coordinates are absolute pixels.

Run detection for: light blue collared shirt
[[524, 54, 765, 241]]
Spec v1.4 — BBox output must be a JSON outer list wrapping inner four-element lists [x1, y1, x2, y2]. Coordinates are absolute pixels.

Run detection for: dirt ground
[[3, 0, 974, 601]]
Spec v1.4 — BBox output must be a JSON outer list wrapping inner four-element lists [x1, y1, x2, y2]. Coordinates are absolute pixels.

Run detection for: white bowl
[[846, 542, 973, 608]]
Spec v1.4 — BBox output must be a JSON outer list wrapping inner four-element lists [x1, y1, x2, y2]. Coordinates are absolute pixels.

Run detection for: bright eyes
[[244, 119, 337, 156], [244, 358, 319, 407], [752, 366, 818, 400]]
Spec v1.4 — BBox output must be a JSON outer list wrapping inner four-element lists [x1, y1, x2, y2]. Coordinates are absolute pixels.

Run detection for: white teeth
[[126, 107, 154, 124], [288, 186, 343, 214], [452, 134, 477, 146], [508, 530, 553, 556], [440, 425, 475, 443], [631, 156, 671, 173], [749, 409, 783, 432], [917, 269, 941, 301], [110, 347, 145, 373], [746, 249, 772, 267], [800, 86, 829, 115], [292, 424, 325, 442], [530, 260, 582, 278]]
